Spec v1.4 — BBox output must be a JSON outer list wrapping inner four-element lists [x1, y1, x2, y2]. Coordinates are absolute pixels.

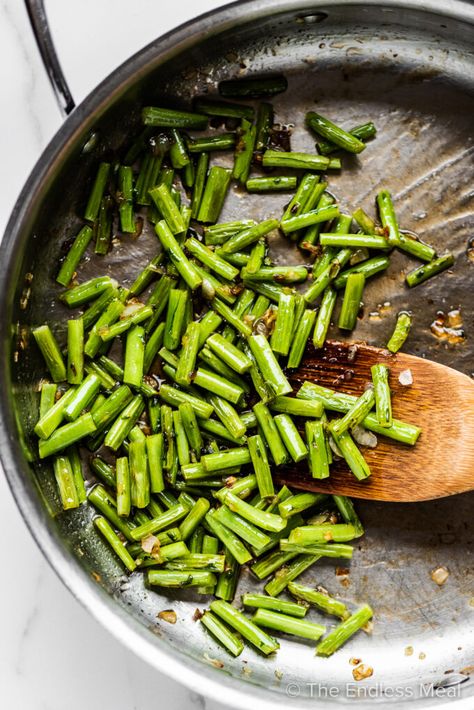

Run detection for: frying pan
[[1, 1, 473, 707]]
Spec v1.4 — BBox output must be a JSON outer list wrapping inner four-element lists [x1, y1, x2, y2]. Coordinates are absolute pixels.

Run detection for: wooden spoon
[[275, 340, 474, 502]]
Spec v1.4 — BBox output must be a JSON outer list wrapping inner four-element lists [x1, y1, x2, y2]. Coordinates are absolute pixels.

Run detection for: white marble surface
[[0, 2, 232, 708]]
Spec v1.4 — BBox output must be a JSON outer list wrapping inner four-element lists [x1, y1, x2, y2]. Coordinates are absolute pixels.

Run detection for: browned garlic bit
[[251, 307, 277, 337], [141, 534, 157, 553], [158, 610, 177, 624], [352, 663, 374, 681], [405, 646, 414, 656], [398, 369, 413, 386], [203, 653, 224, 669], [307, 511, 339, 525], [430, 309, 466, 345], [352, 424, 378, 448], [120, 300, 145, 319], [141, 534, 161, 559], [430, 566, 450, 586], [336, 567, 351, 588], [193, 608, 204, 622]]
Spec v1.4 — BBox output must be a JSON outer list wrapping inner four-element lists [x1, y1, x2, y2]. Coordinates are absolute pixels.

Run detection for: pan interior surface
[[2, 2, 473, 706]]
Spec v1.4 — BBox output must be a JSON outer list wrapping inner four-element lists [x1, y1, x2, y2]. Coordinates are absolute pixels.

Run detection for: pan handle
[[24, 0, 75, 116]]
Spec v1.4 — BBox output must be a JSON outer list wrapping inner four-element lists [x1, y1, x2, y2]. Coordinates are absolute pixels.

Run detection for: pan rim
[[1, 1, 473, 708]]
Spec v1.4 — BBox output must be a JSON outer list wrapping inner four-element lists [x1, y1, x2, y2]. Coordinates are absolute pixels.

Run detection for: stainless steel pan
[[1, 1, 473, 707]]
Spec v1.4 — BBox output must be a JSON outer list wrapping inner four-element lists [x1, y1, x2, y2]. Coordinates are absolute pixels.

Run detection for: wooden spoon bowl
[[276, 340, 474, 502]]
